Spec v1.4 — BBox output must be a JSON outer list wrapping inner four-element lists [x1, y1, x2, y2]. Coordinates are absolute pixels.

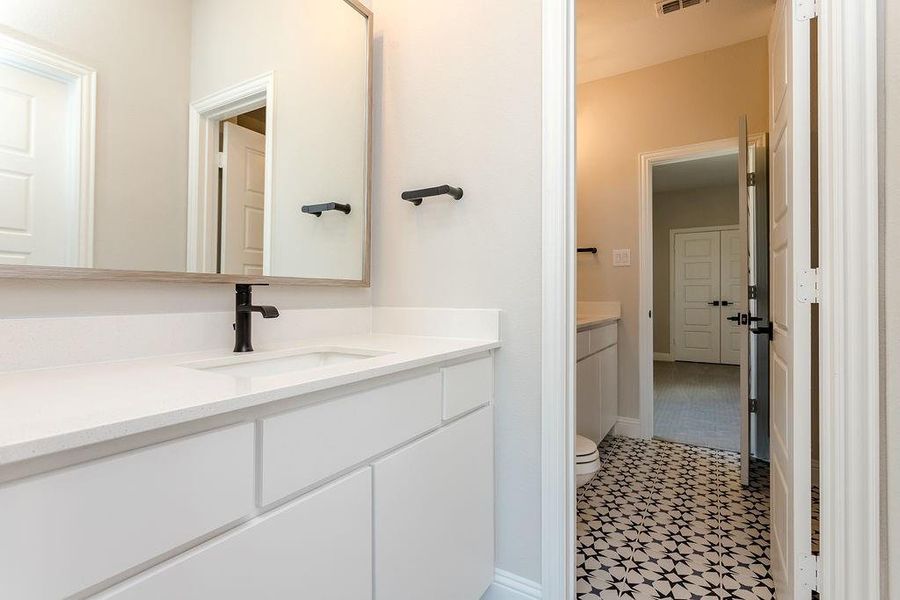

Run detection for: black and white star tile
[[576, 437, 774, 600]]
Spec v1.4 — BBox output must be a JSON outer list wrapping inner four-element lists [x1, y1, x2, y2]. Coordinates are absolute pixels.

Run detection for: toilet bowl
[[576, 434, 600, 489]]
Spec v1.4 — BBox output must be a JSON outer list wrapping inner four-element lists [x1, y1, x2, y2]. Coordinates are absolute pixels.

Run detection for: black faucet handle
[[257, 306, 280, 319]]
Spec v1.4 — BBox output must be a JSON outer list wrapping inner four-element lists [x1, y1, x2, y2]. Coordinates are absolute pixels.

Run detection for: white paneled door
[[220, 122, 266, 276], [672, 230, 722, 363], [0, 62, 70, 266], [719, 227, 745, 366], [768, 0, 813, 597]]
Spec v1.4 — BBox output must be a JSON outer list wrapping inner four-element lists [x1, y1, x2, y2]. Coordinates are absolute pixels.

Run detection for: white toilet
[[576, 434, 601, 489]]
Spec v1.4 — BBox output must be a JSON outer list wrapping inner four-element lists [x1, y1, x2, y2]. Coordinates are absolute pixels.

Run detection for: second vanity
[[0, 308, 499, 600], [576, 302, 621, 445]]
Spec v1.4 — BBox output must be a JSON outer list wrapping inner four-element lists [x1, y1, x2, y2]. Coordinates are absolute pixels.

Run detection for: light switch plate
[[613, 249, 631, 267]]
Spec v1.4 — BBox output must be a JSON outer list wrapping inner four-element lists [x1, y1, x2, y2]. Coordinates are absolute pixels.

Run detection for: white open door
[[768, 0, 813, 597], [736, 116, 751, 485], [220, 122, 266, 276], [0, 62, 71, 266]]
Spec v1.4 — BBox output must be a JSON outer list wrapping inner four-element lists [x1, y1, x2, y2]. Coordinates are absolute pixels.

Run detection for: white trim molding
[[0, 32, 96, 268], [817, 0, 881, 596], [483, 569, 542, 600], [637, 137, 740, 440], [614, 417, 642, 439], [186, 72, 275, 273], [540, 0, 576, 598]]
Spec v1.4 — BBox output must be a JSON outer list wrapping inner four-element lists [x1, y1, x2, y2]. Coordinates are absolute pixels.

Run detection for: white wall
[[190, 0, 369, 280], [0, 0, 193, 272], [371, 0, 543, 583]]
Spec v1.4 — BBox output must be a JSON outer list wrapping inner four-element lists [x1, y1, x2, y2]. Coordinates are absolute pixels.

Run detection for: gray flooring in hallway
[[653, 361, 740, 452]]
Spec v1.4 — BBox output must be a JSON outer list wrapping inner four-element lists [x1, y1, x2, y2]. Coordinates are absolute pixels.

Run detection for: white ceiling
[[577, 0, 776, 83], [653, 154, 738, 193]]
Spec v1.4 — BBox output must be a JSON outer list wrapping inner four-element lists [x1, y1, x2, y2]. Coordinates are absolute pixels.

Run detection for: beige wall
[[652, 185, 739, 355], [884, 0, 899, 594], [577, 37, 769, 420]]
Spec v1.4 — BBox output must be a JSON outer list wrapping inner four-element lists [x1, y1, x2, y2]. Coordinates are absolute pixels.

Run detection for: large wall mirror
[[0, 0, 372, 285]]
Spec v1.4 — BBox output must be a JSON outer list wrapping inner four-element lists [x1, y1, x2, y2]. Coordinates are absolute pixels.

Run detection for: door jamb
[[668, 225, 739, 364], [817, 0, 881, 595], [0, 32, 96, 268], [186, 72, 275, 273]]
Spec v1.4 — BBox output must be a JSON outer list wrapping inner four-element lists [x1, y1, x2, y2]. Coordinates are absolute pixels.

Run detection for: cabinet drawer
[[589, 323, 617, 353], [442, 355, 493, 420], [576, 331, 590, 359], [101, 468, 372, 600], [0, 424, 255, 600], [373, 407, 494, 600], [260, 372, 442, 505]]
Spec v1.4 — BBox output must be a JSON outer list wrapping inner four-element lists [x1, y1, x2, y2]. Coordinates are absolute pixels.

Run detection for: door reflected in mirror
[[0, 0, 372, 283]]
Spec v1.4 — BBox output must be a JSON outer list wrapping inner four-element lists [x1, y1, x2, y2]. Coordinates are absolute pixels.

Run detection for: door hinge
[[747, 172, 757, 187], [797, 268, 820, 304], [750, 398, 759, 413], [748, 285, 758, 300], [217, 152, 225, 169], [800, 553, 820, 592], [795, 0, 818, 20]]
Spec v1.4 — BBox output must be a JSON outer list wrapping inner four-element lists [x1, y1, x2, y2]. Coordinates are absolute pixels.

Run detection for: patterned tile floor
[[576, 436, 773, 599]]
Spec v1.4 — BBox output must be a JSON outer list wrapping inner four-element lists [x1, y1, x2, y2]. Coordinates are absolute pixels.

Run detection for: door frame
[[540, 0, 880, 597], [0, 32, 96, 268], [668, 225, 739, 364], [186, 72, 275, 273]]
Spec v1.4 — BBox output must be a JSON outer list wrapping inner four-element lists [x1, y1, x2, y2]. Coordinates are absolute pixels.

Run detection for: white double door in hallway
[[672, 226, 743, 365]]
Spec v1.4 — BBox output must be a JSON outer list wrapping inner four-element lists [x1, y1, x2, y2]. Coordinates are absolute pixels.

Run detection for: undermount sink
[[182, 347, 387, 379]]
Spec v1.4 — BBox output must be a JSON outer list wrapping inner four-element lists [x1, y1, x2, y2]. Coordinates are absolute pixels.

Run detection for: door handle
[[727, 313, 749, 325], [708, 300, 721, 306], [751, 321, 773, 340], [721, 300, 733, 306]]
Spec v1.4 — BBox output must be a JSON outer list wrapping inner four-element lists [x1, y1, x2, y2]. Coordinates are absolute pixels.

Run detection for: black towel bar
[[401, 185, 464, 206], [301, 202, 352, 217]]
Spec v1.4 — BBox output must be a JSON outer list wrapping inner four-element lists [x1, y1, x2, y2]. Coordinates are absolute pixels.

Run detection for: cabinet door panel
[[576, 354, 603, 443], [101, 469, 372, 600], [600, 345, 619, 439], [0, 424, 255, 600], [373, 407, 493, 600]]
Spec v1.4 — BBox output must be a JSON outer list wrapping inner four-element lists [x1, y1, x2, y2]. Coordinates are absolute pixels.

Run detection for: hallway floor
[[576, 436, 773, 599], [653, 361, 740, 452]]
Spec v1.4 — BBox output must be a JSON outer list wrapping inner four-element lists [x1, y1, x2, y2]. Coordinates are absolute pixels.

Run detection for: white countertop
[[577, 314, 620, 332], [0, 333, 499, 466]]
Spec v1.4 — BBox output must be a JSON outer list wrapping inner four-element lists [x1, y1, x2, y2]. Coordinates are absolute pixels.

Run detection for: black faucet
[[233, 284, 280, 353]]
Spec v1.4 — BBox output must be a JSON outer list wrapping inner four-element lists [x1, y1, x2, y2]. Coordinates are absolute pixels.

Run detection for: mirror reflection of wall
[[0, 0, 371, 282]]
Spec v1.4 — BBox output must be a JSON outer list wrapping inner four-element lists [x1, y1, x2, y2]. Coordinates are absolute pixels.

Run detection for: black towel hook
[[401, 185, 464, 206]]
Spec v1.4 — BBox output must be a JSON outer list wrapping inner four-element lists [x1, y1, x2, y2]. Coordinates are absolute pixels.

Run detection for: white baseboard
[[614, 417, 642, 438], [481, 568, 542, 600], [653, 352, 674, 362]]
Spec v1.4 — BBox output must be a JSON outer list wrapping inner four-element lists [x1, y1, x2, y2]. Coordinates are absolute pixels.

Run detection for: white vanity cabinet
[[576, 322, 619, 443], [373, 406, 494, 600], [101, 468, 374, 600], [0, 353, 496, 600]]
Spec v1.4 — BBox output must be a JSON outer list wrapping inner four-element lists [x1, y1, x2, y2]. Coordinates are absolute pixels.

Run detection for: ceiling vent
[[655, 0, 710, 17]]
